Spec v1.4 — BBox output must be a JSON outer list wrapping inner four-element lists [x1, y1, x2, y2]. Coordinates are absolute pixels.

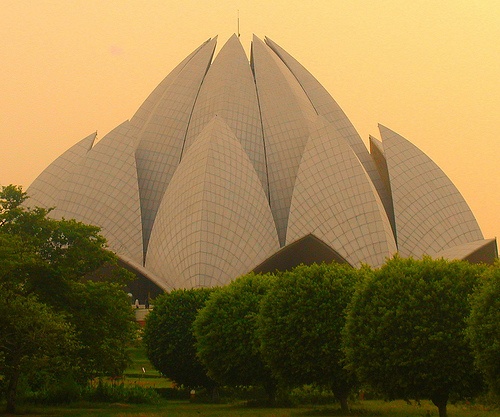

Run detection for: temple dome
[[27, 35, 497, 290]]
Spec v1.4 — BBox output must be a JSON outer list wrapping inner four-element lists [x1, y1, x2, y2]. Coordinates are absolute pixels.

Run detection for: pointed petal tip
[[378, 124, 400, 140], [369, 135, 383, 151], [221, 33, 244, 48]]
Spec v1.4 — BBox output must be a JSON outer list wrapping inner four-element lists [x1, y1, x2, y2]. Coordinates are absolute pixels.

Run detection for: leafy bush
[[467, 264, 500, 396], [82, 380, 160, 404], [23, 374, 82, 405], [155, 387, 191, 400], [194, 273, 278, 403], [288, 385, 338, 405], [344, 256, 486, 417], [143, 288, 217, 389], [26, 379, 160, 405]]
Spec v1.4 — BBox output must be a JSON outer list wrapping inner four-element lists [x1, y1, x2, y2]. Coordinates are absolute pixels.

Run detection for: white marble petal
[[146, 117, 279, 289], [264, 37, 393, 224], [252, 35, 317, 245], [381, 124, 483, 257], [185, 34, 268, 197], [55, 121, 143, 264], [288, 117, 397, 267], [134, 38, 218, 254], [27, 132, 95, 209]]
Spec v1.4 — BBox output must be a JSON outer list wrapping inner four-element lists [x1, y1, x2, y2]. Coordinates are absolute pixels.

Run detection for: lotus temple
[[27, 35, 498, 299]]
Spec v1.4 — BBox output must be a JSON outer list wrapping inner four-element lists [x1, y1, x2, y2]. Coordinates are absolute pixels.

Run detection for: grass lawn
[[8, 399, 500, 417], [122, 345, 172, 389], [6, 344, 497, 416], [124, 345, 161, 378]]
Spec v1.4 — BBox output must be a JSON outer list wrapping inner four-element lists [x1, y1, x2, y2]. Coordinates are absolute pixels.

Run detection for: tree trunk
[[210, 386, 220, 403], [5, 366, 21, 414], [435, 402, 447, 417], [431, 392, 449, 417], [339, 395, 349, 414], [264, 380, 277, 406], [333, 388, 350, 414]]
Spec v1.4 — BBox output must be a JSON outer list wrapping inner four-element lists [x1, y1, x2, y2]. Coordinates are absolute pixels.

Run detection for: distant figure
[[145, 296, 150, 310], [135, 298, 140, 309]]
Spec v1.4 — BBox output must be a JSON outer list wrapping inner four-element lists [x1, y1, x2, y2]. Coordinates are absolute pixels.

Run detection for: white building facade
[[27, 35, 497, 290]]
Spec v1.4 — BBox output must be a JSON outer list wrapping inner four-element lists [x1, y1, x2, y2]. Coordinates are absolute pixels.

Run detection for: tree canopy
[[0, 185, 136, 411], [143, 288, 217, 390], [467, 262, 500, 395], [0, 288, 76, 413], [193, 273, 278, 403], [258, 263, 360, 412], [343, 256, 485, 417]]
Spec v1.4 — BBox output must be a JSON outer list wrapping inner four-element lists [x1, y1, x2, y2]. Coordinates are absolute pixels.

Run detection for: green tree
[[193, 273, 278, 403], [0, 287, 76, 413], [64, 280, 137, 382], [2, 185, 119, 287], [258, 263, 360, 412], [0, 185, 121, 296], [467, 263, 500, 395], [343, 256, 485, 417], [143, 288, 217, 390], [0, 185, 136, 388]]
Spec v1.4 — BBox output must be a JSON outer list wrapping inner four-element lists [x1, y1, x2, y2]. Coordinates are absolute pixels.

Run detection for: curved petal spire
[[251, 35, 317, 245], [146, 116, 279, 289], [184, 34, 268, 196], [288, 117, 397, 267], [130, 38, 213, 135], [264, 36, 393, 224], [55, 121, 143, 264], [380, 124, 483, 257], [134, 37, 217, 257], [264, 37, 366, 154], [27, 132, 96, 209]]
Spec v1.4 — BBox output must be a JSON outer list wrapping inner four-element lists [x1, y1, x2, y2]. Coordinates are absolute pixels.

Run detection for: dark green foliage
[[64, 280, 137, 382], [25, 374, 82, 405], [143, 288, 217, 389], [343, 256, 485, 417], [0, 185, 136, 411], [83, 381, 160, 404], [0, 288, 76, 412], [288, 385, 339, 405], [27, 380, 160, 405], [0, 185, 120, 292], [193, 273, 278, 402], [258, 263, 360, 412], [467, 263, 500, 395]]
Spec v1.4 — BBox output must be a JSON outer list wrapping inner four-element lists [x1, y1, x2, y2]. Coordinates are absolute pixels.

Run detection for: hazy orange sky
[[1, 1, 498, 243]]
